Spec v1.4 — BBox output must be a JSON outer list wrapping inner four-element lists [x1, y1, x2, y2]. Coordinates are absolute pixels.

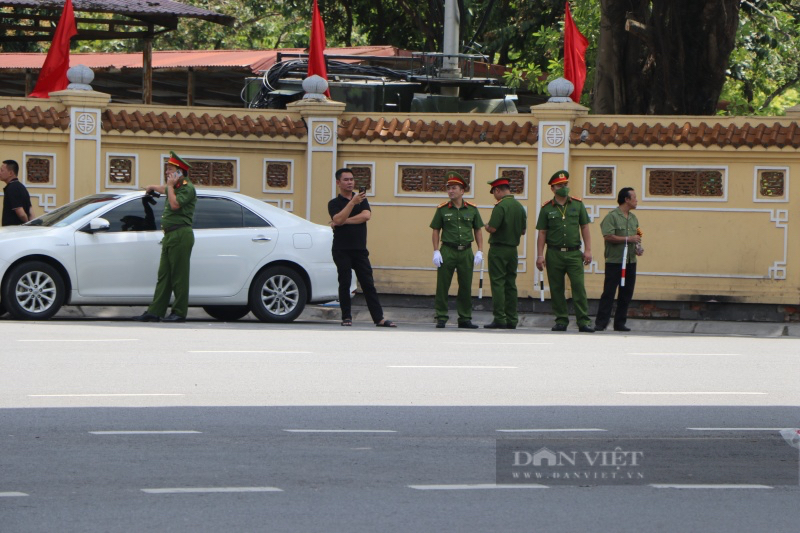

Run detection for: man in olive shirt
[[484, 177, 527, 329], [535, 170, 594, 332], [595, 187, 643, 332], [430, 172, 484, 329], [133, 151, 197, 323]]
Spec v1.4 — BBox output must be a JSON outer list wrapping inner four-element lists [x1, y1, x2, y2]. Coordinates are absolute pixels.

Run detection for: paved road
[[1, 317, 798, 532]]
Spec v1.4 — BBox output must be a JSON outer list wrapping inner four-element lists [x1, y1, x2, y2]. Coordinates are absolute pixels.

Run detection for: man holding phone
[[133, 151, 197, 323], [328, 167, 396, 327]]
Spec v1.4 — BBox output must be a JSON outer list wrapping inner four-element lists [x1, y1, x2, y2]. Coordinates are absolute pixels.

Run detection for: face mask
[[555, 186, 570, 197]]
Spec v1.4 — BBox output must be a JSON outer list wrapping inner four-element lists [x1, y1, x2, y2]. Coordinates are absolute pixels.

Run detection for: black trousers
[[595, 262, 637, 329], [332, 249, 384, 323]]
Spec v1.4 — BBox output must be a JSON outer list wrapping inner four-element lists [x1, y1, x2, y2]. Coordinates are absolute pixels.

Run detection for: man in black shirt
[[0, 160, 33, 226], [328, 168, 396, 327]]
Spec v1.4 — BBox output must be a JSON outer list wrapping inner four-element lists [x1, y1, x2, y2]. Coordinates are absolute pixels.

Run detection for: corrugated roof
[[0, 0, 235, 25], [0, 46, 404, 74]]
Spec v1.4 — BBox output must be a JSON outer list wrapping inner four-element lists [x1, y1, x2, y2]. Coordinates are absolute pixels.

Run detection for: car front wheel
[[249, 266, 307, 323], [2, 261, 66, 320], [203, 305, 251, 321]]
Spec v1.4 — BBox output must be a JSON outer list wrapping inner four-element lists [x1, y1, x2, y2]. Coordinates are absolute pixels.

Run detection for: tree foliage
[[7, 0, 798, 115]]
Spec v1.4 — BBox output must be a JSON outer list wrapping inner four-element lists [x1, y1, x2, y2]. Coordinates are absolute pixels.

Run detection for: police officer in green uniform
[[484, 177, 527, 329], [133, 151, 197, 323], [535, 170, 594, 332], [430, 172, 484, 329]]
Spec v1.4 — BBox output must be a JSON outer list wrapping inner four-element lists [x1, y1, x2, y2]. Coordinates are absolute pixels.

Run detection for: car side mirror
[[85, 217, 110, 233]]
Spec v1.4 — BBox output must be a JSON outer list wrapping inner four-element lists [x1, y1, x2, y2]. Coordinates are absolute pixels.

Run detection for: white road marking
[[409, 484, 548, 490], [497, 429, 607, 433], [90, 431, 201, 435], [389, 366, 517, 369], [0, 492, 28, 497], [443, 342, 554, 345], [650, 484, 773, 490], [618, 392, 767, 395], [28, 393, 185, 398], [628, 352, 740, 356], [283, 429, 396, 433], [18, 339, 139, 342], [142, 487, 283, 494], [687, 428, 785, 431], [188, 350, 312, 354]]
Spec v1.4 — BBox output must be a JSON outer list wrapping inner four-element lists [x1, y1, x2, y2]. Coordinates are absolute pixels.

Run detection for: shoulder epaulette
[[569, 195, 583, 202], [437, 201, 449, 208], [464, 200, 477, 207], [541, 199, 553, 208]]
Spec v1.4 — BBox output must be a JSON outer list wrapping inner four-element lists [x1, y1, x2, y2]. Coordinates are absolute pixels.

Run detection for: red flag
[[563, 2, 588, 104], [307, 0, 330, 98], [29, 0, 78, 98]]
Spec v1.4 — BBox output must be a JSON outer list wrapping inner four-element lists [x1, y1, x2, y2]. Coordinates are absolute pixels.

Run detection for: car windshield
[[26, 194, 122, 227]]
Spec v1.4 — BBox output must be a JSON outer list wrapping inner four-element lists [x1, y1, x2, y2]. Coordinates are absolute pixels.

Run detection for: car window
[[243, 206, 271, 227], [194, 196, 270, 230], [98, 196, 164, 232], [27, 194, 121, 227]]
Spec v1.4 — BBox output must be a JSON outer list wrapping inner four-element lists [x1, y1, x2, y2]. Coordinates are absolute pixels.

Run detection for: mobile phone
[[359, 186, 367, 193]]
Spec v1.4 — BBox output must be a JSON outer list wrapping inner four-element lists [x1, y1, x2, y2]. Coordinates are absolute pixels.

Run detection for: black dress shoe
[[458, 321, 479, 329], [161, 313, 186, 323], [132, 312, 160, 322], [435, 320, 446, 329], [578, 325, 595, 333], [594, 324, 607, 331], [551, 324, 567, 331], [614, 325, 631, 332], [484, 321, 507, 329], [506, 324, 517, 330]]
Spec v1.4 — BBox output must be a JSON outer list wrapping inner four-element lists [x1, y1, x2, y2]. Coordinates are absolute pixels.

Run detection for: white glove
[[474, 250, 483, 265], [433, 250, 443, 267]]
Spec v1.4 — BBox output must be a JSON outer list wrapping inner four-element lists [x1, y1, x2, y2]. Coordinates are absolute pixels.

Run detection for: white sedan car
[[0, 190, 341, 322]]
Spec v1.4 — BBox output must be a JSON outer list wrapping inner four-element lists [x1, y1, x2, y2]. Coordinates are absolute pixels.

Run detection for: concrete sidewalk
[[36, 302, 800, 338]]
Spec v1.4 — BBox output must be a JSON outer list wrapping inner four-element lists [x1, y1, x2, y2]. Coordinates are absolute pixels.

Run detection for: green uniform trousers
[[148, 226, 195, 318], [435, 245, 475, 324], [545, 248, 590, 327], [488, 244, 518, 326]]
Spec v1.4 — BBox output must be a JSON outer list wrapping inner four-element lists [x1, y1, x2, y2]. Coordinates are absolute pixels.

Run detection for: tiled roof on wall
[[338, 117, 539, 144], [0, 105, 69, 130], [101, 110, 306, 138], [572, 121, 800, 148]]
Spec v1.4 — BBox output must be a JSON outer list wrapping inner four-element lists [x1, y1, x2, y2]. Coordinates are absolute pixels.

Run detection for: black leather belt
[[549, 246, 580, 252], [163, 224, 189, 234], [443, 242, 469, 251]]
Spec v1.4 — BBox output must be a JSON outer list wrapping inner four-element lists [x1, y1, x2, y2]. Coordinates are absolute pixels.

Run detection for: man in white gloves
[[430, 172, 484, 328]]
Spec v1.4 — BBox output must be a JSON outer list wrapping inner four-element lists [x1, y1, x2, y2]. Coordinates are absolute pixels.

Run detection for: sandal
[[376, 319, 397, 328], [341, 319, 352, 326]]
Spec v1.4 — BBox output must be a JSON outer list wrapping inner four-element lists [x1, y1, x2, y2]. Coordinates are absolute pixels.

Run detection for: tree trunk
[[592, 0, 740, 115]]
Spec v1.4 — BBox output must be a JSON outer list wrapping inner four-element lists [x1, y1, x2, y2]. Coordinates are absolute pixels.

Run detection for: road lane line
[[28, 393, 186, 398], [497, 429, 607, 433], [18, 339, 139, 342], [443, 342, 554, 345], [188, 350, 313, 354], [618, 392, 767, 395], [687, 428, 785, 431], [627, 352, 741, 356], [0, 492, 28, 497], [90, 431, 201, 435], [409, 484, 548, 490], [389, 366, 517, 369], [142, 487, 282, 494], [650, 484, 773, 489], [284, 429, 396, 433]]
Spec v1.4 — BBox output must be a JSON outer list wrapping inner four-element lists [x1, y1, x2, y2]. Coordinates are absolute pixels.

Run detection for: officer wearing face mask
[[535, 170, 594, 333]]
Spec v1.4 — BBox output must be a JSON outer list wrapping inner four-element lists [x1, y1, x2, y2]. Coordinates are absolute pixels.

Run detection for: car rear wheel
[[249, 266, 307, 323], [2, 261, 66, 320], [0, 299, 7, 317], [203, 305, 251, 321]]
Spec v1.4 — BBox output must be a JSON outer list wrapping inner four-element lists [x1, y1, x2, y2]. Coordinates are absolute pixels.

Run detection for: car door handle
[[252, 236, 272, 242]]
